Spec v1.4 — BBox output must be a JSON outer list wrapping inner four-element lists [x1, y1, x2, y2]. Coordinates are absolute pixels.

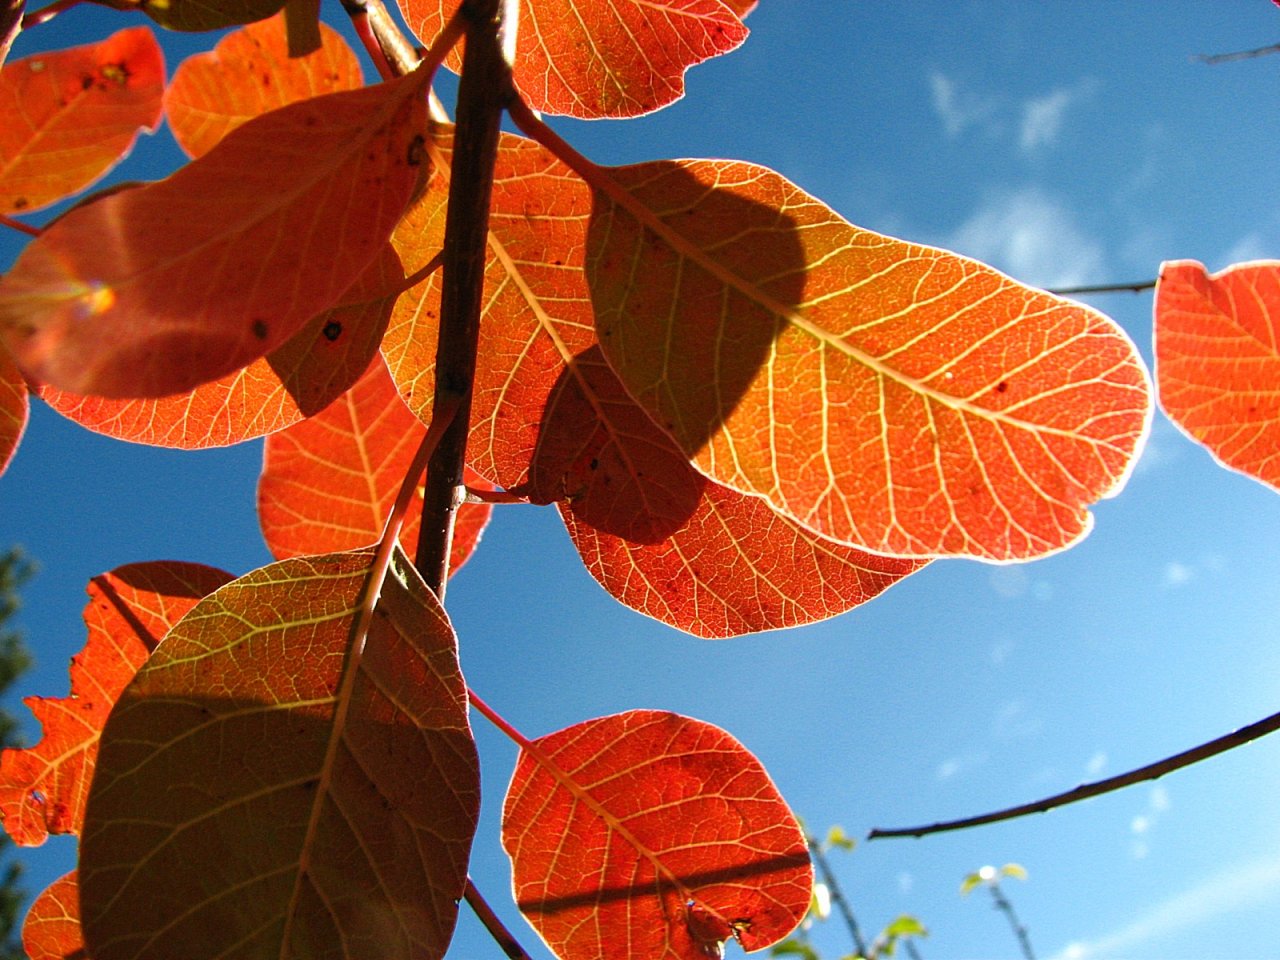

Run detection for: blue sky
[[5, 2, 1280, 958]]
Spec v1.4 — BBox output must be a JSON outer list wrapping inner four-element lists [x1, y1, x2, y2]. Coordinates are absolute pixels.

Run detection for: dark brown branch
[[1196, 42, 1280, 65], [413, 0, 511, 598], [868, 707, 1280, 839], [464, 878, 534, 960], [1047, 279, 1156, 296], [806, 834, 867, 958], [338, 0, 421, 77]]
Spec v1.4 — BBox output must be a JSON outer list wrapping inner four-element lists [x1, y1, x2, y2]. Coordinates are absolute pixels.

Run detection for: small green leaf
[[883, 914, 927, 938], [1001, 862, 1029, 882], [772, 941, 819, 960], [826, 824, 856, 851], [960, 872, 984, 896]]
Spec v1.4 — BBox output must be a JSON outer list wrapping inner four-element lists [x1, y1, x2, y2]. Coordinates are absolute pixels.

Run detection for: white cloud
[[1219, 232, 1276, 268], [1085, 751, 1107, 777], [929, 71, 1000, 138], [1051, 854, 1280, 960], [1019, 80, 1098, 153], [945, 189, 1105, 289], [1162, 561, 1193, 588]]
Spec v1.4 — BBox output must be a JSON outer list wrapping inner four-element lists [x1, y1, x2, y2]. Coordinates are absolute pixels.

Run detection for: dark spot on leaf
[[406, 133, 426, 167], [251, 318, 269, 339], [99, 62, 130, 87], [589, 458, 599, 471], [81, 75, 94, 90], [262, 73, 271, 87], [995, 381, 1009, 393], [322, 320, 343, 342], [12, 197, 27, 210]]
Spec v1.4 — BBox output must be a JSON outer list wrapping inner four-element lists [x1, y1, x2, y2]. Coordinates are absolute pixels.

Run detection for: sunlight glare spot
[[76, 282, 115, 320]]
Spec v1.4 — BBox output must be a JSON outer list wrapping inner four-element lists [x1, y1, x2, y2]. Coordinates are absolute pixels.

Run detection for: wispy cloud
[[944, 188, 1105, 289], [1051, 852, 1280, 959], [1162, 561, 1193, 588], [929, 71, 1000, 138], [1019, 80, 1098, 153]]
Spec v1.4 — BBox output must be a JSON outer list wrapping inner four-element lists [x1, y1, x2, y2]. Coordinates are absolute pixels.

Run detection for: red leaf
[[406, 0, 748, 119], [79, 548, 480, 960], [1154, 259, 1280, 491], [0, 561, 233, 846], [165, 12, 363, 160], [257, 355, 491, 571], [0, 27, 164, 215], [0, 68, 430, 398], [389, 134, 919, 634], [0, 344, 26, 475], [586, 158, 1152, 560], [549, 349, 924, 637], [22, 871, 84, 960], [503, 710, 812, 960], [38, 245, 400, 448]]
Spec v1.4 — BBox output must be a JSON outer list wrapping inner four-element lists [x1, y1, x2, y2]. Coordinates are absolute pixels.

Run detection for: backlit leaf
[[388, 134, 919, 635], [258, 355, 491, 572], [165, 12, 363, 160], [1154, 259, 1280, 491], [80, 548, 480, 960], [139, 0, 285, 33], [22, 871, 83, 960], [407, 0, 748, 119], [0, 68, 430, 398], [0, 344, 25, 475], [0, 27, 164, 215], [0, 561, 232, 846], [588, 159, 1152, 560], [38, 245, 401, 448], [504, 710, 812, 960], [549, 348, 924, 637]]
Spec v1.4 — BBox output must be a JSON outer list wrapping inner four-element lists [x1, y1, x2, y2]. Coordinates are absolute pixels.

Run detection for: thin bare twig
[[1046, 279, 1156, 296], [868, 707, 1280, 839], [806, 834, 868, 958], [1196, 42, 1280, 65], [0, 213, 38, 237], [464, 878, 534, 960]]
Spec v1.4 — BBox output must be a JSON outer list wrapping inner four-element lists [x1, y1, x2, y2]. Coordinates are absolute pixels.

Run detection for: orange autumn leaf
[[23, 871, 83, 960], [165, 13, 363, 160], [0, 27, 164, 215], [1154, 259, 1280, 491], [0, 344, 25, 475], [546, 349, 924, 638], [79, 548, 480, 960], [0, 561, 233, 846], [585, 158, 1152, 560], [406, 0, 748, 119], [503, 710, 812, 960], [258, 355, 491, 571], [0, 68, 430, 398], [389, 133, 919, 635], [38, 245, 401, 448]]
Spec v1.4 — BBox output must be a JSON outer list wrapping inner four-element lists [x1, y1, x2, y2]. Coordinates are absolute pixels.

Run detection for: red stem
[[349, 9, 396, 81], [21, 0, 81, 27], [0, 213, 39, 238], [467, 688, 534, 750]]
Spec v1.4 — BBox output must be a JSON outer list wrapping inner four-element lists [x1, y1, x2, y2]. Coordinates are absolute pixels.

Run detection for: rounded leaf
[[22, 871, 83, 960], [165, 13, 363, 160], [588, 159, 1152, 560], [0, 26, 164, 215], [407, 0, 748, 119], [80, 549, 480, 960], [1154, 259, 1280, 491], [503, 709, 812, 960]]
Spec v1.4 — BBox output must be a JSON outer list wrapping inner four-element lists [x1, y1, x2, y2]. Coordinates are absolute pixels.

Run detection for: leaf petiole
[[0, 213, 39, 238]]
